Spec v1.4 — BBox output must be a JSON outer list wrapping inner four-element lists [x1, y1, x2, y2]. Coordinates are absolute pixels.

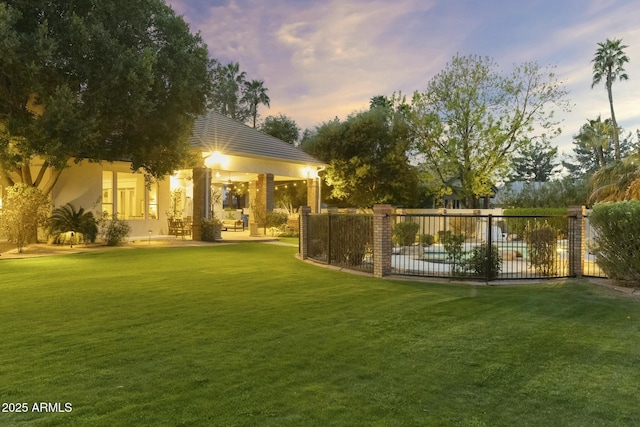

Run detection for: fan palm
[[589, 154, 640, 202], [243, 79, 270, 128], [49, 203, 98, 243], [591, 38, 629, 161], [575, 116, 614, 169], [212, 62, 247, 120]]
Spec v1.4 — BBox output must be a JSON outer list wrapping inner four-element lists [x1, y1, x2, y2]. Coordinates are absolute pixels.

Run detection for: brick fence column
[[299, 206, 312, 260], [568, 205, 586, 278], [373, 204, 393, 278]]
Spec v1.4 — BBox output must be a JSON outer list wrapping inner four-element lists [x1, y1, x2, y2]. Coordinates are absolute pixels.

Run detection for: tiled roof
[[189, 110, 324, 166]]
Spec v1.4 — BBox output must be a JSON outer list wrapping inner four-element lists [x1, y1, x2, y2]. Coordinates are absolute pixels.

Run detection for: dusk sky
[[169, 0, 640, 156]]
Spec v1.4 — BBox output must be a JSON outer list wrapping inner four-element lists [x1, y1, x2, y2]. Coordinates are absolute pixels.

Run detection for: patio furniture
[[221, 219, 244, 231], [168, 218, 192, 238]]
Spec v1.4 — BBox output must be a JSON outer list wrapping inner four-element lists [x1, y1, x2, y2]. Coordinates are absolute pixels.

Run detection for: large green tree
[[261, 114, 300, 144], [411, 54, 570, 208], [510, 139, 560, 182], [591, 38, 629, 161], [302, 105, 419, 208], [0, 0, 212, 194]]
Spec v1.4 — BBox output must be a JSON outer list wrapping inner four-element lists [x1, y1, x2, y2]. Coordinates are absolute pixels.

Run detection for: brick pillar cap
[[373, 204, 393, 214]]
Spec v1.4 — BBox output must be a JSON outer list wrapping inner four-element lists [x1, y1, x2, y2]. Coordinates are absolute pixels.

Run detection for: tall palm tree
[[590, 153, 640, 202], [575, 116, 614, 169], [212, 62, 247, 120], [591, 38, 629, 161], [243, 79, 270, 128]]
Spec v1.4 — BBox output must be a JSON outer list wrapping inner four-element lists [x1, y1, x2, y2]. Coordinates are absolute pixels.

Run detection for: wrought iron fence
[[303, 210, 608, 281], [306, 213, 374, 273], [391, 214, 577, 280]]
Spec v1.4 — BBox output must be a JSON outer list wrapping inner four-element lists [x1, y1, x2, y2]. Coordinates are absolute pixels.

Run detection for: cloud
[[172, 0, 640, 153]]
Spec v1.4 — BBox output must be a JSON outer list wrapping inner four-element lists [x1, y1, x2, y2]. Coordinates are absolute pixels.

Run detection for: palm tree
[[49, 203, 99, 243], [590, 153, 640, 202], [575, 116, 614, 169], [591, 38, 629, 161], [212, 62, 247, 120], [243, 79, 270, 128]]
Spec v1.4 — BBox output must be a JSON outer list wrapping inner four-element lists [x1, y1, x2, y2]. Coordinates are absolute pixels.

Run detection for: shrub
[[392, 220, 420, 246], [266, 212, 288, 236], [463, 245, 502, 280], [448, 216, 476, 238], [589, 201, 640, 284], [329, 214, 372, 267], [49, 203, 98, 244], [504, 208, 568, 240], [201, 218, 222, 242], [419, 233, 435, 247], [0, 183, 50, 252], [524, 221, 558, 276], [440, 230, 466, 275], [99, 214, 131, 246]]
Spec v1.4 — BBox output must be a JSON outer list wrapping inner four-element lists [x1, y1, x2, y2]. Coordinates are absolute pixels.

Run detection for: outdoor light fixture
[[204, 151, 230, 168]]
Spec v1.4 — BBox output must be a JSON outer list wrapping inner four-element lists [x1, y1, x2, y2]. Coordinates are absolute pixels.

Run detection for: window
[[117, 172, 145, 220], [148, 182, 158, 219], [102, 172, 113, 217]]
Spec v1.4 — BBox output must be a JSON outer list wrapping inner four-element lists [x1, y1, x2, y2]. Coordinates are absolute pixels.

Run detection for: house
[[0, 111, 325, 240]]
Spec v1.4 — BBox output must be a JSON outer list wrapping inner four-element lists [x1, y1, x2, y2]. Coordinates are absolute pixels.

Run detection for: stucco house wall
[[52, 160, 172, 237]]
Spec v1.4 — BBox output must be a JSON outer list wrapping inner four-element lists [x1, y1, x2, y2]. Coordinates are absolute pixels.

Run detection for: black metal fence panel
[[306, 213, 374, 273], [391, 214, 577, 280]]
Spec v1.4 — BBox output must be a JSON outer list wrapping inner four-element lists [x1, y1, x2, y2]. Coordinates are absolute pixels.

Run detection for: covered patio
[[172, 110, 325, 240]]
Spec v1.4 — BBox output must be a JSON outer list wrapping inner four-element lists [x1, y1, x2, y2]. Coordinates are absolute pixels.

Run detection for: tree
[[369, 95, 392, 110], [211, 62, 248, 121], [261, 114, 300, 144], [301, 106, 419, 208], [591, 38, 629, 161], [497, 177, 589, 208], [577, 116, 615, 169], [590, 153, 640, 202], [510, 139, 560, 182], [0, 0, 212, 194], [243, 79, 270, 128], [563, 123, 638, 180], [0, 183, 50, 252], [411, 55, 570, 208], [49, 203, 98, 243]]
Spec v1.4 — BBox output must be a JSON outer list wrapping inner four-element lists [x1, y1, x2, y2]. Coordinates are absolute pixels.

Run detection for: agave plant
[[49, 203, 98, 243]]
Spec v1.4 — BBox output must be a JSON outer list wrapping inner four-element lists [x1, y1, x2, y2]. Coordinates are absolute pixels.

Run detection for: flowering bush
[[0, 184, 50, 252]]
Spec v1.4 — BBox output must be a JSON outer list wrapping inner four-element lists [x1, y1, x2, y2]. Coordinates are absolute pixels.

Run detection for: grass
[[1, 243, 639, 426], [277, 236, 299, 246]]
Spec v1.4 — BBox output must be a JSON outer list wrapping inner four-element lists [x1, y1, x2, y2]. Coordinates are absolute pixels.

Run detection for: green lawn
[[1, 243, 639, 426]]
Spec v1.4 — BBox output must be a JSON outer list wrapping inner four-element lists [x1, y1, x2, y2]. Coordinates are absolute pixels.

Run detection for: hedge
[[589, 201, 640, 284], [503, 207, 568, 240]]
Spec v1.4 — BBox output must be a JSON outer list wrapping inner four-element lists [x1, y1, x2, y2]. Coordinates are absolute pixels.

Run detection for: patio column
[[248, 173, 274, 235], [373, 204, 393, 278], [192, 167, 210, 241], [306, 178, 319, 213], [568, 205, 586, 278]]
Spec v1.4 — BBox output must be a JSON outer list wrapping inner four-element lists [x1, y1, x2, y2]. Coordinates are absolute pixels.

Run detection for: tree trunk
[[607, 81, 621, 161]]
